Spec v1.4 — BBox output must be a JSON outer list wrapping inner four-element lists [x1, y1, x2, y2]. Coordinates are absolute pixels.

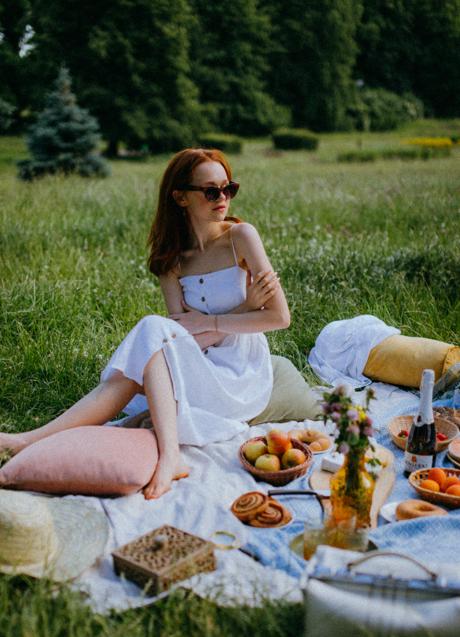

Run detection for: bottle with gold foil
[[404, 369, 436, 477]]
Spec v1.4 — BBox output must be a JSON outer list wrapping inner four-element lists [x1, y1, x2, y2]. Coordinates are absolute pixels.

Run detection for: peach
[[419, 479, 440, 492], [281, 448, 307, 468], [446, 484, 460, 497], [309, 441, 322, 453], [442, 476, 460, 492], [427, 467, 447, 491], [266, 429, 292, 455], [255, 454, 281, 472], [244, 440, 268, 464]]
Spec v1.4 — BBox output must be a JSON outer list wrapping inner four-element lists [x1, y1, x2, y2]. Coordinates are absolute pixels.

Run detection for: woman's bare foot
[[143, 454, 189, 500], [0, 432, 28, 456]]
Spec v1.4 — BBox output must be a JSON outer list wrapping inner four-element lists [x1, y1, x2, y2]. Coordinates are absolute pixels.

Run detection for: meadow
[[0, 122, 459, 635]]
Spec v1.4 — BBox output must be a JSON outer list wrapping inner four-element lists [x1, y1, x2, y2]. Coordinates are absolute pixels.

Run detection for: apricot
[[419, 479, 440, 492], [442, 476, 460, 492], [288, 429, 303, 441], [445, 484, 460, 497], [309, 441, 322, 453], [266, 429, 292, 455], [427, 467, 447, 490]]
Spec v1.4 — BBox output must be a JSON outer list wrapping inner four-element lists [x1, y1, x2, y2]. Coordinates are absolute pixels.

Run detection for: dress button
[[199, 278, 204, 284], [204, 349, 209, 355], [201, 296, 206, 302], [171, 333, 176, 339]]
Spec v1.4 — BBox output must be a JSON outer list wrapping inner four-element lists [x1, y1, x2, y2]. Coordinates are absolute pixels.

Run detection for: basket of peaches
[[239, 428, 330, 486]]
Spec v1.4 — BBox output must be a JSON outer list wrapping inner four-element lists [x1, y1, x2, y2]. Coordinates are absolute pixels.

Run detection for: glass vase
[[329, 451, 375, 528]]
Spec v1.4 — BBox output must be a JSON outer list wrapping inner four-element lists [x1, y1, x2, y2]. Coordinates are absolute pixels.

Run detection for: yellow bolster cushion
[[363, 335, 460, 388]]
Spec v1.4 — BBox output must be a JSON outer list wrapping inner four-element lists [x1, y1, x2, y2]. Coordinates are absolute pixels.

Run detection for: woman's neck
[[189, 220, 230, 252]]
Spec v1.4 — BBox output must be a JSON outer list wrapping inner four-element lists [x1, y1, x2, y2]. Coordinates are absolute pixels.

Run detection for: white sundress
[[101, 245, 273, 446]]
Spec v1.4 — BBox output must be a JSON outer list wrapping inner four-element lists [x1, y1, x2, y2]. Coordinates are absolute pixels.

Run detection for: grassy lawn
[[0, 121, 459, 635]]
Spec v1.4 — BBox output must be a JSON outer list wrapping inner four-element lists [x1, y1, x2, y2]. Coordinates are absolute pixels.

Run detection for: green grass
[[1, 120, 460, 634]]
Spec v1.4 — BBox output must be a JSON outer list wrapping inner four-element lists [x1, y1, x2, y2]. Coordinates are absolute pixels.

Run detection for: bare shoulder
[[231, 222, 263, 246], [231, 222, 268, 266]]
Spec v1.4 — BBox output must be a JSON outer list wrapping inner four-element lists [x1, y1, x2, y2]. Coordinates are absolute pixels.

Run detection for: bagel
[[395, 499, 447, 521]]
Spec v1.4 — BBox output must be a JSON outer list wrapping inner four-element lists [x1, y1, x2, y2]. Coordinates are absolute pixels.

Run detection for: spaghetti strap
[[229, 225, 238, 266]]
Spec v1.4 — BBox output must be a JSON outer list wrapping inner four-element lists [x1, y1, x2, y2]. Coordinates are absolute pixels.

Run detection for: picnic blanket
[[66, 382, 459, 614]]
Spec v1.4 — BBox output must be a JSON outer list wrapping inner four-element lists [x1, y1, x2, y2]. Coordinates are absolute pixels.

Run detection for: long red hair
[[147, 148, 240, 276]]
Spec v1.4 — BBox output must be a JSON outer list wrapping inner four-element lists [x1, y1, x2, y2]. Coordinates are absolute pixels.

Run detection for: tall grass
[[0, 124, 459, 633]]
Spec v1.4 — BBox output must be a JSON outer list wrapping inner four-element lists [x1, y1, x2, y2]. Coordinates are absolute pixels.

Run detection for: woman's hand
[[245, 270, 280, 311], [169, 301, 212, 335]]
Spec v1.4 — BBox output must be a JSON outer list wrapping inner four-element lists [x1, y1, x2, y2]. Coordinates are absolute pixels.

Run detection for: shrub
[[404, 137, 453, 149], [351, 89, 424, 132], [272, 128, 319, 150], [337, 150, 377, 163], [419, 146, 451, 159], [337, 145, 451, 163], [379, 148, 421, 160], [198, 133, 243, 154]]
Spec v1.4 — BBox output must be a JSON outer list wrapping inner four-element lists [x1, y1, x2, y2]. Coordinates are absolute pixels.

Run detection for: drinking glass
[[303, 512, 368, 560]]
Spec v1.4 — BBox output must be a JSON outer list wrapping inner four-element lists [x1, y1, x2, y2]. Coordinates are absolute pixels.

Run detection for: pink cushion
[[0, 426, 158, 497]]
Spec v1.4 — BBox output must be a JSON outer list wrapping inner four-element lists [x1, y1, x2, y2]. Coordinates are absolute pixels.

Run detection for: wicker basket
[[388, 415, 458, 452], [434, 407, 460, 430], [409, 468, 460, 508], [112, 525, 216, 594], [239, 436, 313, 486]]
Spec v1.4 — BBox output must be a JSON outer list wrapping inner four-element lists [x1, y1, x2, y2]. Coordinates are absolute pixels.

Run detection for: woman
[[0, 149, 290, 499]]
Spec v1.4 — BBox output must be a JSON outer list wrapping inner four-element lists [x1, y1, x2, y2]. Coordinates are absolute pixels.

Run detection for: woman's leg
[[0, 372, 141, 454], [142, 349, 189, 500]]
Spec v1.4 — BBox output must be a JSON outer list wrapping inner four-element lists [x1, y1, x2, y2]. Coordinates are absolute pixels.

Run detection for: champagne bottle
[[404, 369, 437, 477]]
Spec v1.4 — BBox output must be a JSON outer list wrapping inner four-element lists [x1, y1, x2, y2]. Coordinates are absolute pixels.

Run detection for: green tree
[[267, 0, 363, 131], [0, 0, 37, 127], [18, 67, 109, 179], [356, 0, 460, 117], [29, 0, 205, 154], [189, 0, 289, 135]]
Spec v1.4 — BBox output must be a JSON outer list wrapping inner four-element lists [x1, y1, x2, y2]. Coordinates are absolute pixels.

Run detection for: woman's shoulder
[[231, 221, 260, 242], [231, 222, 263, 250]]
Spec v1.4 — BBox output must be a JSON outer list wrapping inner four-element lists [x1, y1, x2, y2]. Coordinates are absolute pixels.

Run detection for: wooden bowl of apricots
[[239, 429, 314, 486], [409, 467, 460, 508]]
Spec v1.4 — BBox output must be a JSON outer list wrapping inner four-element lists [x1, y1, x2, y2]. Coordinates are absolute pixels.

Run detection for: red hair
[[147, 148, 240, 276]]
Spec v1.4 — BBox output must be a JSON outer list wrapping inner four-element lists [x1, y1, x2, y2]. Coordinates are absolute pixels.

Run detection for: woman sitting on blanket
[[0, 149, 290, 500]]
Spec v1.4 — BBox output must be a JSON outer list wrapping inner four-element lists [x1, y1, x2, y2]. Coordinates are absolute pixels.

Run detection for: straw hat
[[0, 489, 109, 581]]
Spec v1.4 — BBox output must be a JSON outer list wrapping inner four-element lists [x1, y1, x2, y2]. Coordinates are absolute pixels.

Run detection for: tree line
[[1, 0, 459, 154]]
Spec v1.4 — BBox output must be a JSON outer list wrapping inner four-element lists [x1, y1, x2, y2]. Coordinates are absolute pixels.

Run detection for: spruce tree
[[18, 67, 109, 180]]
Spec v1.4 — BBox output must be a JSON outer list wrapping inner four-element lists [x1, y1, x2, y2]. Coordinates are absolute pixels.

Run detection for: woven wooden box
[[112, 525, 216, 594]]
